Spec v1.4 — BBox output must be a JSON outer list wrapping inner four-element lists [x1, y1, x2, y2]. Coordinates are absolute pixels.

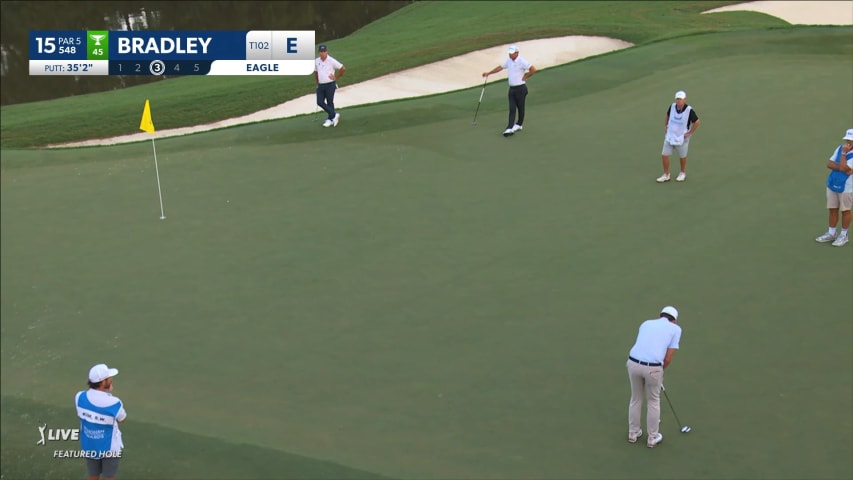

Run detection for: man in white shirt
[[314, 44, 346, 128], [815, 128, 853, 247], [482, 44, 537, 137], [626, 306, 682, 448]]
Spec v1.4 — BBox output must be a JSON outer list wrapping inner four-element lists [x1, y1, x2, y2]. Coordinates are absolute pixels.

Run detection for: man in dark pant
[[507, 84, 528, 134], [482, 44, 536, 137], [314, 44, 346, 127]]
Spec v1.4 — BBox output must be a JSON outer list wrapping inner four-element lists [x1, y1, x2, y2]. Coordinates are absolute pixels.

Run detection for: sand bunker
[[702, 1, 853, 25]]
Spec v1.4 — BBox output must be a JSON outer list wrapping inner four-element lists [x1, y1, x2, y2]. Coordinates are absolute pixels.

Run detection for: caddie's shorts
[[86, 457, 120, 478], [662, 137, 690, 158], [826, 188, 853, 211]]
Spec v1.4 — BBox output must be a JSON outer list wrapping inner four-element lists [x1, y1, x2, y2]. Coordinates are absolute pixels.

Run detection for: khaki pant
[[627, 360, 664, 439]]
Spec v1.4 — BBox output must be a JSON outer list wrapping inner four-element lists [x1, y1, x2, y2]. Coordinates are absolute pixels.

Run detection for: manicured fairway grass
[[2, 10, 852, 480]]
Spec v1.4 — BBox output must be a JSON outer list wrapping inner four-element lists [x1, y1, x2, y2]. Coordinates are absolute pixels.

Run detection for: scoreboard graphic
[[29, 30, 315, 76]]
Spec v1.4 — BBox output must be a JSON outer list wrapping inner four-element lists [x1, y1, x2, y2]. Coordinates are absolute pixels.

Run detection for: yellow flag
[[139, 99, 155, 134]]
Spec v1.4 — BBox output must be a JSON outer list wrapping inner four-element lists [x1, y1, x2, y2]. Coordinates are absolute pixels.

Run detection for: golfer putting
[[482, 44, 536, 137], [625, 306, 683, 448]]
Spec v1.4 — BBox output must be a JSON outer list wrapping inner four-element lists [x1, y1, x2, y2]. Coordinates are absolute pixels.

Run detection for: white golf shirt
[[501, 56, 532, 87], [628, 317, 682, 364], [315, 55, 343, 85]]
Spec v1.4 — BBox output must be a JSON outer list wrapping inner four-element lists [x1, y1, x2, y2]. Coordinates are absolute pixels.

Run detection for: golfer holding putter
[[482, 44, 536, 137], [626, 306, 682, 448]]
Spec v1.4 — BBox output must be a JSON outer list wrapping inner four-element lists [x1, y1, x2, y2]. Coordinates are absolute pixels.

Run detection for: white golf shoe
[[656, 173, 671, 183], [831, 233, 849, 247], [676, 172, 687, 182], [322, 119, 333, 128], [511, 124, 523, 133], [628, 429, 643, 443], [647, 432, 663, 448], [815, 232, 837, 243], [333, 113, 341, 127], [503, 128, 514, 137]]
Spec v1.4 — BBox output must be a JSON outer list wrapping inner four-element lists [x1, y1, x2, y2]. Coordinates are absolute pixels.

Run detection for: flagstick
[[151, 138, 166, 220]]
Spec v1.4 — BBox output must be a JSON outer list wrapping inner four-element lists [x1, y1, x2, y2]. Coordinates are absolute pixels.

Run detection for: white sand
[[50, 1, 850, 148], [702, 1, 853, 25]]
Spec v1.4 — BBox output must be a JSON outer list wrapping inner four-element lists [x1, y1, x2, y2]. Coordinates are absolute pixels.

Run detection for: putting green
[[2, 27, 851, 479]]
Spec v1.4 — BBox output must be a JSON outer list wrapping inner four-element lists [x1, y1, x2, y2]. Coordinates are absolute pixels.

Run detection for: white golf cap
[[843, 128, 853, 141], [661, 306, 679, 320], [88, 364, 119, 383], [507, 44, 519, 54], [674, 91, 687, 99]]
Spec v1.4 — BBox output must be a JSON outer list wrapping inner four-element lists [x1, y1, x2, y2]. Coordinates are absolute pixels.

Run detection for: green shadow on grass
[[1, 395, 391, 480]]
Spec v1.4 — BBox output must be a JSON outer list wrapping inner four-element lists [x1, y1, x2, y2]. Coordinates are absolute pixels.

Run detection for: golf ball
[[681, 426, 691, 433]]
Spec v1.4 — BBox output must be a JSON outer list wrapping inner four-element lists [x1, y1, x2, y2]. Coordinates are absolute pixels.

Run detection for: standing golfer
[[626, 306, 682, 448], [815, 128, 853, 247], [482, 44, 536, 137], [76, 363, 127, 480], [657, 91, 700, 182], [314, 44, 345, 128]]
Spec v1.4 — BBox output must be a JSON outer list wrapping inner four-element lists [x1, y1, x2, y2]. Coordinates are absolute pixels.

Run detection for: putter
[[662, 385, 691, 433], [472, 76, 488, 125]]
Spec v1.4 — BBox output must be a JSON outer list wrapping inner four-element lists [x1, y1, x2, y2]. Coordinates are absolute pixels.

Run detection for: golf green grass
[[2, 7, 852, 480]]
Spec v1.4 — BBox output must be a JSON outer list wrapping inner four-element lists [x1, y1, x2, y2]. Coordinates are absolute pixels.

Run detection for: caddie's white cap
[[88, 364, 119, 383], [661, 306, 679, 320], [843, 128, 853, 141], [507, 44, 519, 54], [675, 91, 687, 99]]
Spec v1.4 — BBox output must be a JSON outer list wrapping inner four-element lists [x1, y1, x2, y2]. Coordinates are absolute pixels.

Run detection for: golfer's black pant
[[507, 84, 528, 129], [316, 82, 337, 119]]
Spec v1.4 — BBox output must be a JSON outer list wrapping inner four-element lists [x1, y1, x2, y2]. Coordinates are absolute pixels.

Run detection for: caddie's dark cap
[[318, 44, 327, 52]]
